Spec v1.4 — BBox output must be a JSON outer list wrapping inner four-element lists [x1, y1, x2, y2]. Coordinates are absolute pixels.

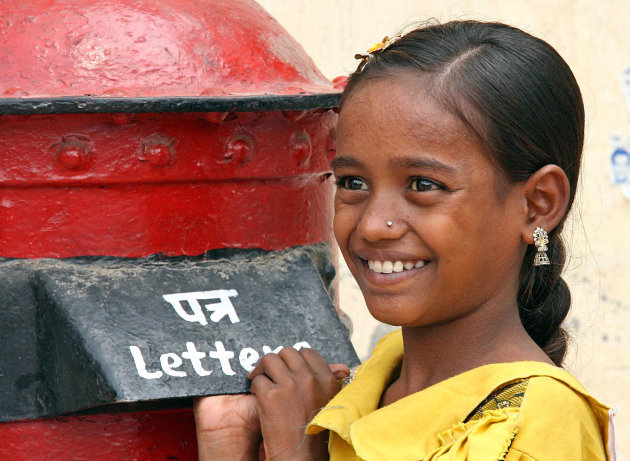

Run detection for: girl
[[195, 20, 614, 460]]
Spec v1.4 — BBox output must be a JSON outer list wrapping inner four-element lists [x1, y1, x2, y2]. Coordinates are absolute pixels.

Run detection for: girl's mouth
[[366, 259, 427, 274]]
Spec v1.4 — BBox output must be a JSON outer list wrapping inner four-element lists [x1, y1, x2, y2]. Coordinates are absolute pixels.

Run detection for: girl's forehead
[[338, 78, 480, 155]]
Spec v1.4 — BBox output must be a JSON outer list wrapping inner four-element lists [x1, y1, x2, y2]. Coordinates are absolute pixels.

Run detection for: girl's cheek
[[332, 214, 345, 240], [332, 211, 353, 244]]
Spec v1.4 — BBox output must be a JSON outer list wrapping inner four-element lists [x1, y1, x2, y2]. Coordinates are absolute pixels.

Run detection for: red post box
[[0, 1, 353, 459]]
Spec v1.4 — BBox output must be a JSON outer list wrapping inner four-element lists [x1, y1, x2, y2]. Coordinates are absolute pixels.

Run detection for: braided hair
[[342, 21, 583, 366]]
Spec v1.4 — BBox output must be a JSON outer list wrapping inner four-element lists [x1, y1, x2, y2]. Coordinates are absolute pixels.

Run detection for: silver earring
[[533, 226, 550, 266], [386, 220, 393, 227]]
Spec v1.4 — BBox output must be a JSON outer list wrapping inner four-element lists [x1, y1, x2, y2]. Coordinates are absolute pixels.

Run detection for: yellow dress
[[307, 330, 615, 461]]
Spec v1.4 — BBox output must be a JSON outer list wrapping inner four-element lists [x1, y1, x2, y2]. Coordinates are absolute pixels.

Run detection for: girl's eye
[[410, 177, 441, 192], [335, 176, 369, 191]]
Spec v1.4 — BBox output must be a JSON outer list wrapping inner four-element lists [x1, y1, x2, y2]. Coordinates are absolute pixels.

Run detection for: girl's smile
[[360, 258, 429, 289], [332, 75, 527, 328], [366, 259, 427, 274]]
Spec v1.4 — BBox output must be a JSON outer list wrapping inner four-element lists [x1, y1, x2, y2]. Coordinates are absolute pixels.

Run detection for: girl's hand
[[194, 393, 262, 461], [249, 347, 350, 461]]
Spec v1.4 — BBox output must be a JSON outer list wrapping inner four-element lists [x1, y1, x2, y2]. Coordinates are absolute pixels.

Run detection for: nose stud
[[386, 220, 393, 227]]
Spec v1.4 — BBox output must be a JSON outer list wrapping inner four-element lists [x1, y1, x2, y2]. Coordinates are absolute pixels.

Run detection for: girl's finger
[[277, 346, 319, 374], [298, 347, 335, 377], [249, 373, 274, 396], [249, 347, 311, 382], [329, 363, 351, 380], [248, 352, 292, 383]]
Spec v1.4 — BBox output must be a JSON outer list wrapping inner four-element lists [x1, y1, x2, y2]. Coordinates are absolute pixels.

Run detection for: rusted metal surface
[[0, 0, 343, 458]]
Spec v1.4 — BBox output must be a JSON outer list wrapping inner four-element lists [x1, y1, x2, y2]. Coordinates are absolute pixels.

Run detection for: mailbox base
[[0, 408, 197, 460]]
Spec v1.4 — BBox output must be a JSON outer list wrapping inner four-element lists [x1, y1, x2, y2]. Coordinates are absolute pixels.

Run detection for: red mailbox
[[0, 1, 351, 459]]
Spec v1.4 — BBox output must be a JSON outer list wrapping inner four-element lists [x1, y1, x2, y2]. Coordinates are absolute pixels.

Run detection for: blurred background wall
[[257, 1, 629, 456]]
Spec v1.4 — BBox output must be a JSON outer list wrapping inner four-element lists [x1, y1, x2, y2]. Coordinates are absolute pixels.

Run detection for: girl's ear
[[520, 164, 570, 244]]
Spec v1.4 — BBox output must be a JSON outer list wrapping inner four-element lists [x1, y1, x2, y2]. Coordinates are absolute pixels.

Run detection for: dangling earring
[[533, 226, 550, 266]]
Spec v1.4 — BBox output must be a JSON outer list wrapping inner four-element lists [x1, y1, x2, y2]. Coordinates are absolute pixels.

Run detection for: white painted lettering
[[162, 292, 208, 325], [209, 341, 236, 376], [204, 290, 240, 324], [129, 341, 314, 380], [160, 352, 187, 377], [293, 341, 312, 350], [129, 345, 163, 379], [181, 341, 212, 376], [262, 345, 284, 355], [162, 290, 240, 325], [238, 347, 260, 372]]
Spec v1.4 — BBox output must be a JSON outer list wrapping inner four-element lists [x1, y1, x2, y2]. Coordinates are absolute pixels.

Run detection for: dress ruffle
[[425, 409, 520, 461]]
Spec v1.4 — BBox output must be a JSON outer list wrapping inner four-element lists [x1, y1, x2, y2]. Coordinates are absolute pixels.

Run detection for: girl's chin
[[363, 300, 421, 327]]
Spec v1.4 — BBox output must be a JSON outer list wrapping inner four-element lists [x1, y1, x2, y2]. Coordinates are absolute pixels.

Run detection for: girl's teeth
[[367, 260, 427, 273]]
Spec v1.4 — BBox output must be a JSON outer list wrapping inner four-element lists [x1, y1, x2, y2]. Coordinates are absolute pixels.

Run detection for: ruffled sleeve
[[422, 408, 520, 461]]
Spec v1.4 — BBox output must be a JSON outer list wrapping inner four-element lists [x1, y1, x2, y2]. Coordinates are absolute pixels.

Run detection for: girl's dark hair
[[343, 20, 584, 366]]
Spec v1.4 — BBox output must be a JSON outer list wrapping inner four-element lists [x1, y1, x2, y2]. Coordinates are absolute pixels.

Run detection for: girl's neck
[[380, 301, 553, 407]]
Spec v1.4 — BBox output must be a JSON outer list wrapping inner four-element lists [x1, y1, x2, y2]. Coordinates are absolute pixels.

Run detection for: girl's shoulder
[[310, 330, 615, 460], [505, 371, 614, 460], [464, 369, 613, 460]]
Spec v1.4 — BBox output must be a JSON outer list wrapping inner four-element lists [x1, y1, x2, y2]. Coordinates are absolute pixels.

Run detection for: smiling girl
[[195, 20, 615, 461]]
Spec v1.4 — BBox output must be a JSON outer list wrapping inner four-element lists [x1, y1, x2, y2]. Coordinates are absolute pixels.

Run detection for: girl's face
[[332, 77, 527, 328]]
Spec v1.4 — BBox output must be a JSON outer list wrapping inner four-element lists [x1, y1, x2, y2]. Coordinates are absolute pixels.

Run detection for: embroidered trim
[[338, 365, 359, 390], [465, 379, 529, 422]]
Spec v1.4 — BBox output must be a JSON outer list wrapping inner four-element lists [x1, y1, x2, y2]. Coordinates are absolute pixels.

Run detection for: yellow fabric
[[307, 330, 612, 461]]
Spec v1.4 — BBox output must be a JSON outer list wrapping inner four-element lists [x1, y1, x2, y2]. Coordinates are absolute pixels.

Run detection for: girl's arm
[[249, 347, 349, 461]]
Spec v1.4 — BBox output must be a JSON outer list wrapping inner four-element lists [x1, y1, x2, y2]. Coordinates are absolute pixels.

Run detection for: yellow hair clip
[[354, 36, 392, 62]]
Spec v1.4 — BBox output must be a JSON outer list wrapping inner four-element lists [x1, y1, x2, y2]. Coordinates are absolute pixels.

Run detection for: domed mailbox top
[[0, 0, 341, 114]]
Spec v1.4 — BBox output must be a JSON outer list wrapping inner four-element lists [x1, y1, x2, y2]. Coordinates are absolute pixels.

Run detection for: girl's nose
[[356, 198, 406, 242]]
